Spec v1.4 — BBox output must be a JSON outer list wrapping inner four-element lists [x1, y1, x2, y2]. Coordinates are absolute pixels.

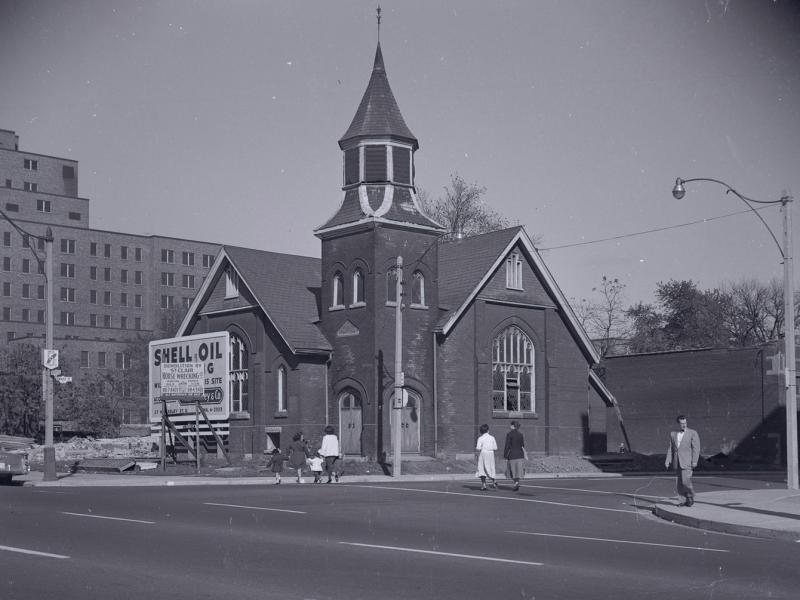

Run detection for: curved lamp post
[[672, 177, 797, 489]]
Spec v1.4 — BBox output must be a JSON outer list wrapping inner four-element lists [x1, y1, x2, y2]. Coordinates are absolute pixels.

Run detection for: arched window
[[229, 333, 249, 413], [277, 365, 287, 412], [492, 326, 534, 413], [332, 271, 344, 308], [352, 269, 365, 305], [386, 267, 399, 304], [411, 270, 425, 306]]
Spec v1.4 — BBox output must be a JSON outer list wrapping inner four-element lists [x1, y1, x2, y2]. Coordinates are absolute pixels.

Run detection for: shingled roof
[[220, 246, 331, 353], [339, 43, 418, 149], [437, 226, 600, 364], [315, 186, 444, 233], [437, 227, 525, 321]]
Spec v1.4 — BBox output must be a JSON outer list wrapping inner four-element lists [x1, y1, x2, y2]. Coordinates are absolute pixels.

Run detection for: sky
[[1, 0, 799, 308]]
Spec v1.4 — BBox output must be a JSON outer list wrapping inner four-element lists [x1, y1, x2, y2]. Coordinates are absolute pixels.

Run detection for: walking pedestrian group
[[474, 421, 527, 491], [265, 426, 342, 485]]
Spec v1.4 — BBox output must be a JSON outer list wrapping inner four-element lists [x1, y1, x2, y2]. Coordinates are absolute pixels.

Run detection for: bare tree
[[419, 173, 509, 239], [573, 276, 631, 357]]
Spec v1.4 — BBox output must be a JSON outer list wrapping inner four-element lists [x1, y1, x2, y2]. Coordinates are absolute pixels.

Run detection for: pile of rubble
[[28, 436, 159, 463]]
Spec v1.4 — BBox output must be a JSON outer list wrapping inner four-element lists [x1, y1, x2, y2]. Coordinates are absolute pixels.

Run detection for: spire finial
[[376, 5, 382, 42]]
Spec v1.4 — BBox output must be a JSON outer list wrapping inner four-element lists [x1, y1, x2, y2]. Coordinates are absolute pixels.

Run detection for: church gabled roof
[[436, 226, 601, 365], [177, 246, 331, 354], [339, 43, 418, 150]]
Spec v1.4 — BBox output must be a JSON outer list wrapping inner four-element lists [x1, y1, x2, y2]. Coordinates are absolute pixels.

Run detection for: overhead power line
[[539, 205, 780, 251]]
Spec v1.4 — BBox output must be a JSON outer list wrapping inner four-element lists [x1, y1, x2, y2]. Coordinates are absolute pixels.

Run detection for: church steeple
[[338, 43, 418, 151], [315, 35, 443, 237]]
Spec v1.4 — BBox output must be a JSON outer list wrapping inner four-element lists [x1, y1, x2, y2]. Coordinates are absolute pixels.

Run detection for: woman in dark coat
[[287, 431, 310, 483], [503, 420, 526, 491]]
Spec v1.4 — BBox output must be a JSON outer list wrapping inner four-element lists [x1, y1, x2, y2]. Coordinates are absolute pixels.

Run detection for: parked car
[[0, 435, 33, 483]]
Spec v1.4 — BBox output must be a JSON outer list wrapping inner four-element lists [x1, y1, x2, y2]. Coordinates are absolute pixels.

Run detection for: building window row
[[88, 313, 142, 330], [330, 267, 367, 310]]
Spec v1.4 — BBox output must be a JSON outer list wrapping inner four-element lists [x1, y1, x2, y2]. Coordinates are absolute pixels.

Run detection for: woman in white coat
[[475, 424, 498, 491]]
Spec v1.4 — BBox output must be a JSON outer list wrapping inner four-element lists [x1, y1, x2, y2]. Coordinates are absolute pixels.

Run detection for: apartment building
[[0, 128, 221, 423]]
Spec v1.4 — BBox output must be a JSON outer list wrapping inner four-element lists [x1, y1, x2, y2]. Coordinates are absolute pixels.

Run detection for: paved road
[[2, 474, 797, 599]]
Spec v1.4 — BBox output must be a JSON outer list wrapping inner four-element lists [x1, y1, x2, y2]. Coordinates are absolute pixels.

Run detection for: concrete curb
[[652, 504, 800, 542]]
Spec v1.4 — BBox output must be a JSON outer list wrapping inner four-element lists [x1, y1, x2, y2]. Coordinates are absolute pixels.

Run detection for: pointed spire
[[339, 42, 417, 150]]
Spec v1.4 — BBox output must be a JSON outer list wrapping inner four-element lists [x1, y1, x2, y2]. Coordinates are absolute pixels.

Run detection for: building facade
[[0, 128, 221, 424], [177, 43, 617, 459]]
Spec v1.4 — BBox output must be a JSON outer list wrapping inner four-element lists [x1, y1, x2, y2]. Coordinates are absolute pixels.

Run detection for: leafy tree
[[419, 173, 510, 239], [625, 277, 798, 353], [0, 344, 43, 437], [57, 371, 122, 437]]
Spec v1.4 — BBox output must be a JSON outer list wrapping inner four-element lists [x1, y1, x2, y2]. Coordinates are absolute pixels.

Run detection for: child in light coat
[[307, 452, 324, 483]]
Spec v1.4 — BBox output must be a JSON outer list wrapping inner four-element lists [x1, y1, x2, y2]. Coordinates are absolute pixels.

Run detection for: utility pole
[[43, 227, 57, 481], [393, 256, 403, 477], [782, 195, 797, 490]]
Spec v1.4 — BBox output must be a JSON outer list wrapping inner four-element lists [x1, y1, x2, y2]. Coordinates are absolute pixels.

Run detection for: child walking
[[308, 452, 324, 483], [266, 448, 287, 484]]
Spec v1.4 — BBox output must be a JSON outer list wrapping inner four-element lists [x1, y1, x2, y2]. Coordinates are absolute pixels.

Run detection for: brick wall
[[601, 345, 784, 460]]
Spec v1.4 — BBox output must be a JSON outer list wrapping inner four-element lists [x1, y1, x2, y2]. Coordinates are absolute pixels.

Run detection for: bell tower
[[314, 20, 444, 459]]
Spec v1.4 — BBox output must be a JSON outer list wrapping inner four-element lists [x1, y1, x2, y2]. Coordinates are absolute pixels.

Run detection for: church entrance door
[[339, 390, 363, 455]]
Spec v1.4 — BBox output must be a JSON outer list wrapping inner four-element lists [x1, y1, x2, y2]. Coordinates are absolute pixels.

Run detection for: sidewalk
[[653, 489, 800, 542], [16, 469, 615, 488]]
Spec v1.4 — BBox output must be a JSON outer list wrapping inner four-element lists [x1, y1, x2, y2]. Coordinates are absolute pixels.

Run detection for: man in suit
[[665, 415, 701, 506]]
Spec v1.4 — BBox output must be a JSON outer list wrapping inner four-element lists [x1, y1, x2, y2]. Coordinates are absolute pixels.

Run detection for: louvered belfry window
[[345, 148, 360, 185], [492, 326, 534, 413], [364, 145, 387, 182], [392, 146, 411, 184]]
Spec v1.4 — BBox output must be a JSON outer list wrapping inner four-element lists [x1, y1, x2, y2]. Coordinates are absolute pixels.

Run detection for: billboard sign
[[149, 332, 230, 423]]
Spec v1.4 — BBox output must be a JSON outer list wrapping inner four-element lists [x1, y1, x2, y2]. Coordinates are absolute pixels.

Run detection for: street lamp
[[672, 177, 797, 490]]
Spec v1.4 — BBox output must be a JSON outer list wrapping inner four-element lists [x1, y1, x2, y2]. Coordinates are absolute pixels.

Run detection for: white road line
[[61, 511, 155, 524], [204, 502, 306, 514], [0, 544, 70, 559], [507, 531, 730, 553], [340, 542, 543, 566], [347, 484, 645, 514]]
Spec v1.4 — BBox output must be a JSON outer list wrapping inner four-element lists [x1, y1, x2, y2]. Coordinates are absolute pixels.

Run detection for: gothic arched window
[[411, 270, 425, 307], [386, 267, 399, 304], [332, 271, 344, 308], [492, 326, 534, 413], [277, 365, 287, 412], [229, 333, 249, 413], [352, 269, 365, 305]]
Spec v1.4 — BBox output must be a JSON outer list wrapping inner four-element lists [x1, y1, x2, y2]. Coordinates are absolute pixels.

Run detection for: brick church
[[173, 41, 616, 459]]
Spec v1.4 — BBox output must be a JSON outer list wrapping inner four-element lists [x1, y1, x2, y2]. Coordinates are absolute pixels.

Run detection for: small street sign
[[55, 375, 72, 384], [42, 349, 59, 370]]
